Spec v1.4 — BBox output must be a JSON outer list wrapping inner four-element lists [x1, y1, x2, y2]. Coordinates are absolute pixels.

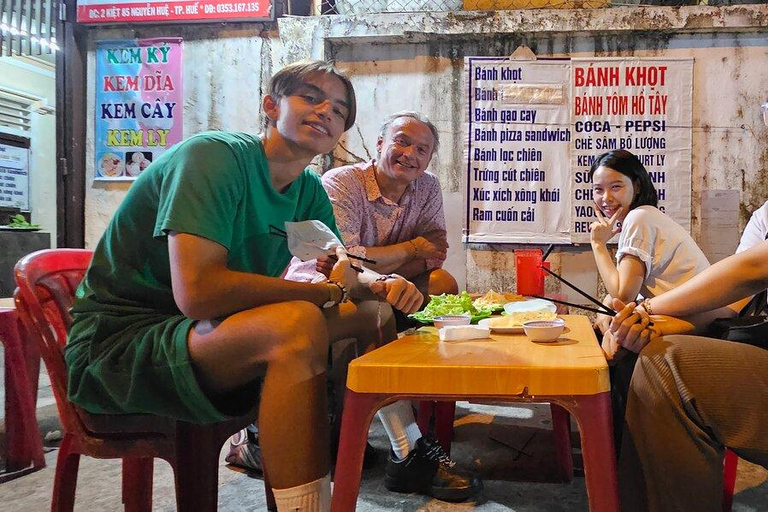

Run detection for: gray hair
[[378, 111, 439, 155]]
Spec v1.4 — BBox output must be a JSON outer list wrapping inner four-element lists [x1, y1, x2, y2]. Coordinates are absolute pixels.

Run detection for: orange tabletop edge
[[346, 315, 610, 397]]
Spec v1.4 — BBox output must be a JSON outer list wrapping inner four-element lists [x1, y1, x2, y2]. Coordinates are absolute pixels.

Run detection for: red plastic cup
[[515, 249, 545, 296]]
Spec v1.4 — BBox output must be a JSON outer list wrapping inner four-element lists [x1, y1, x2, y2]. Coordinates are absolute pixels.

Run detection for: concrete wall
[[276, 5, 768, 296], [0, 57, 56, 244], [84, 24, 275, 245], [83, 5, 768, 300]]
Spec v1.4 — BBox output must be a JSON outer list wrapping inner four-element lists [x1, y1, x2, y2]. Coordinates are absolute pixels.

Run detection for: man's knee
[[427, 268, 458, 296], [266, 301, 329, 362], [353, 299, 394, 326]]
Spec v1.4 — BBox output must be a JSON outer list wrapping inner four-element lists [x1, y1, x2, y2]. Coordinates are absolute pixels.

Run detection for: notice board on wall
[[94, 38, 183, 181], [0, 139, 29, 210], [464, 57, 693, 244]]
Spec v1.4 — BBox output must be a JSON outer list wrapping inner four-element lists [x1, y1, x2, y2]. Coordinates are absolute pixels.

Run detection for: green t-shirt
[[71, 131, 340, 318]]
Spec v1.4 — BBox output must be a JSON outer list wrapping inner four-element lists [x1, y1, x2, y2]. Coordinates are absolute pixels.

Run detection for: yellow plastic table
[[331, 315, 618, 511]]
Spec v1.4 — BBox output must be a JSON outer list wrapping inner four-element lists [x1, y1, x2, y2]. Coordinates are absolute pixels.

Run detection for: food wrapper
[[284, 220, 343, 261], [438, 325, 491, 341]]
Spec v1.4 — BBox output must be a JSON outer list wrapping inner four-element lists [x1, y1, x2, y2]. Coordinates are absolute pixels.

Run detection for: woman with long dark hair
[[589, 149, 710, 340]]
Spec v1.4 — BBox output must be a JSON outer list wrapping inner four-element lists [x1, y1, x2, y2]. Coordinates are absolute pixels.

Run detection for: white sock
[[376, 400, 422, 460], [272, 473, 331, 512]]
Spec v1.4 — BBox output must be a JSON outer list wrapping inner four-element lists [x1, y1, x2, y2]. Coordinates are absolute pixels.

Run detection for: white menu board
[[570, 58, 693, 242], [465, 59, 571, 243], [0, 142, 29, 210], [463, 57, 693, 244]]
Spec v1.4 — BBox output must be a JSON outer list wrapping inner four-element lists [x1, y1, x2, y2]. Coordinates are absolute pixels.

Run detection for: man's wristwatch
[[640, 297, 653, 315], [322, 281, 347, 309]]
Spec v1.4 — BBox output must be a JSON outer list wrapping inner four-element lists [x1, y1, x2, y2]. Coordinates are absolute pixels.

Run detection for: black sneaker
[[384, 436, 482, 502]]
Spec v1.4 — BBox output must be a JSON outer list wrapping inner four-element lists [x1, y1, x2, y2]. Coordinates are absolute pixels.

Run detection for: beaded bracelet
[[408, 239, 420, 260], [328, 280, 349, 304]]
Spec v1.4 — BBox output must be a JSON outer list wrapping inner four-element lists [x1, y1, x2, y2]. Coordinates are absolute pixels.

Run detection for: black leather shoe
[[384, 435, 482, 502]]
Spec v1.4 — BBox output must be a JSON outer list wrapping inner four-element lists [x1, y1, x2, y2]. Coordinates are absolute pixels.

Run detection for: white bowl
[[523, 318, 566, 342], [433, 314, 471, 329]]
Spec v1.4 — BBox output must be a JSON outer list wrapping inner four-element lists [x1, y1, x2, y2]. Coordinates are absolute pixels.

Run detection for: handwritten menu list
[[466, 59, 572, 243], [570, 58, 692, 241], [464, 57, 693, 244]]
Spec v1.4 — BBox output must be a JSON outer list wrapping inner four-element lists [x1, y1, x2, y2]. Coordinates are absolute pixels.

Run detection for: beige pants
[[620, 335, 768, 511]]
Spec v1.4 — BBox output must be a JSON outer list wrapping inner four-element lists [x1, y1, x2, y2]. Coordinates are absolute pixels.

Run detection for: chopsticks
[[538, 265, 617, 317], [529, 294, 615, 317], [542, 244, 555, 263], [268, 224, 374, 272]]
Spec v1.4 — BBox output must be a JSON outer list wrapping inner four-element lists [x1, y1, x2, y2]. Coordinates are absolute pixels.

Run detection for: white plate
[[478, 318, 524, 333], [503, 298, 557, 315]]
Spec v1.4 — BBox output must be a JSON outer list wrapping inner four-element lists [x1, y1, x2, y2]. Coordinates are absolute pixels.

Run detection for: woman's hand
[[590, 207, 624, 246], [609, 299, 661, 353], [601, 329, 623, 361]]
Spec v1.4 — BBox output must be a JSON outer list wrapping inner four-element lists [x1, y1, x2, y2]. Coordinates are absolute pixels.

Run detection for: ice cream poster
[[94, 38, 183, 180]]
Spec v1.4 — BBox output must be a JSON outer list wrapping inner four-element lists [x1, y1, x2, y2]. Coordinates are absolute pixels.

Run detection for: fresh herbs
[[3, 214, 40, 230], [409, 291, 494, 324]]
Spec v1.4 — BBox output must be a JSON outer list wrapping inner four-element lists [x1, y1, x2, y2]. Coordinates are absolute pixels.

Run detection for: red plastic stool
[[0, 304, 45, 474]]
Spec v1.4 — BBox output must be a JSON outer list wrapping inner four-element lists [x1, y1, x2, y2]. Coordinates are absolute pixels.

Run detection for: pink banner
[[95, 38, 183, 180]]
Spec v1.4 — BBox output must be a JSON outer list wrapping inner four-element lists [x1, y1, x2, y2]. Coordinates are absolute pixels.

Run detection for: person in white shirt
[[604, 241, 768, 512], [737, 199, 768, 253], [588, 149, 711, 454], [589, 149, 710, 354]]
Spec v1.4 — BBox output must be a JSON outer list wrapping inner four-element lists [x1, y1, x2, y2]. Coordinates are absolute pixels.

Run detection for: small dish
[[433, 314, 472, 329], [523, 318, 566, 343]]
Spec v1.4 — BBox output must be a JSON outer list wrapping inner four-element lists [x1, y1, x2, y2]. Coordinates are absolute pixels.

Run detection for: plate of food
[[477, 299, 560, 332], [471, 290, 525, 312], [478, 316, 525, 333], [409, 291, 494, 324]]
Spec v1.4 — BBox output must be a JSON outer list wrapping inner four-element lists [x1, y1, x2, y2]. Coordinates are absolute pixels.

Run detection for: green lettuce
[[409, 291, 493, 324]]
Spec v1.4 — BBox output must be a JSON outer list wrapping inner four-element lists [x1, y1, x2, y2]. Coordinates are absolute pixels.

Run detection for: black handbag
[[709, 289, 768, 350]]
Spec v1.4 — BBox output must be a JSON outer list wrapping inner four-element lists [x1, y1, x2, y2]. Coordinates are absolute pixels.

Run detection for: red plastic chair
[[14, 249, 274, 511]]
